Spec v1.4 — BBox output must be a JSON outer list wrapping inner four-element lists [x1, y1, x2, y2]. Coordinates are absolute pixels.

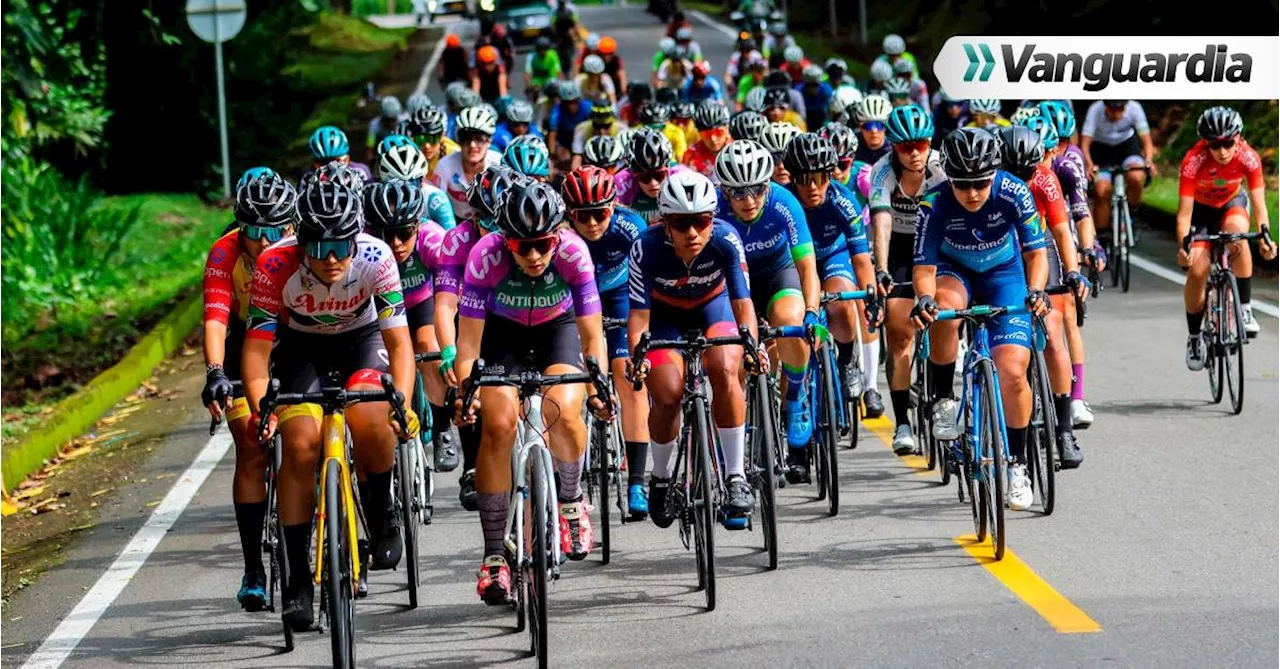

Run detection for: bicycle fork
[[314, 413, 361, 590]]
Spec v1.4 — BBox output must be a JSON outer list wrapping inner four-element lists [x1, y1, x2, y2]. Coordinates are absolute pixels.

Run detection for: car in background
[[421, 0, 474, 22], [481, 0, 554, 46]]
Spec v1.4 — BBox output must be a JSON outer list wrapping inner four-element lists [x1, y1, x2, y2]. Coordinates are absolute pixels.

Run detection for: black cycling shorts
[[479, 311, 583, 376], [749, 264, 803, 319], [272, 323, 389, 395], [1088, 133, 1143, 174], [407, 296, 435, 332], [887, 234, 916, 299], [1191, 192, 1250, 238]]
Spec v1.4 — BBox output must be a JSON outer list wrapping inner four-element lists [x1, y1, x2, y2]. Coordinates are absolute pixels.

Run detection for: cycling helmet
[[729, 110, 769, 141], [768, 20, 787, 36], [656, 86, 680, 105], [692, 60, 712, 78], [802, 64, 824, 84], [503, 140, 550, 178], [599, 36, 617, 55], [477, 46, 498, 64], [457, 89, 483, 109], [296, 181, 362, 243], [694, 101, 730, 131], [824, 57, 847, 77], [560, 80, 582, 102], [672, 102, 695, 120], [939, 127, 1000, 180], [659, 170, 718, 216], [763, 87, 790, 110], [376, 133, 416, 158], [380, 96, 402, 120], [892, 59, 914, 76], [819, 122, 859, 159], [1103, 99, 1128, 109], [939, 88, 961, 103], [758, 121, 800, 155], [405, 93, 432, 116], [591, 103, 615, 124], [236, 166, 276, 191], [498, 180, 564, 239], [315, 160, 366, 191], [542, 79, 562, 99], [883, 34, 906, 55], [997, 125, 1044, 176], [413, 107, 447, 136], [1010, 105, 1040, 125], [625, 81, 654, 103], [1197, 105, 1243, 140], [658, 37, 677, 57], [509, 134, 548, 155], [856, 95, 893, 123], [235, 173, 297, 227], [1037, 100, 1076, 139], [883, 78, 911, 99], [885, 104, 934, 144], [506, 99, 534, 124], [744, 86, 768, 113], [585, 33, 600, 50], [536, 36, 553, 51], [830, 86, 863, 113], [783, 45, 803, 64], [627, 128, 673, 172], [457, 106, 497, 135], [675, 26, 693, 41], [583, 135, 625, 168], [378, 142, 429, 181], [309, 126, 350, 160], [969, 98, 1002, 115], [445, 81, 469, 108], [638, 103, 672, 127], [561, 166, 616, 208], [583, 54, 605, 75], [1022, 115, 1060, 151], [363, 178, 425, 231], [715, 139, 774, 187], [467, 165, 526, 223], [869, 59, 893, 83], [783, 132, 838, 175]]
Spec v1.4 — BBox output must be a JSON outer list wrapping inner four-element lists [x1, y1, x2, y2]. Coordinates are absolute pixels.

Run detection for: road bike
[[1184, 231, 1265, 415], [820, 289, 879, 451], [585, 317, 629, 565], [1098, 164, 1150, 293], [396, 351, 444, 609], [1024, 286, 1083, 517]]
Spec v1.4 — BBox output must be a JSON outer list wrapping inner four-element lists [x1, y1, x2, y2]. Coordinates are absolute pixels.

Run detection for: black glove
[[1025, 288, 1049, 313], [1064, 270, 1088, 291], [910, 294, 938, 321], [876, 269, 893, 291], [1079, 247, 1097, 268], [202, 366, 234, 408]]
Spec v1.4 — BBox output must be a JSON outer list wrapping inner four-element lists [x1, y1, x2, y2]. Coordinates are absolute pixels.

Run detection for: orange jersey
[[1179, 138, 1264, 208], [202, 229, 255, 324], [1027, 165, 1070, 231]]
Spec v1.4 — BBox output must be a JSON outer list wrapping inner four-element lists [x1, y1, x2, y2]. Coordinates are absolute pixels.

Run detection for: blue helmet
[[884, 104, 934, 144], [376, 133, 416, 157], [1037, 100, 1076, 140], [503, 140, 550, 178], [1021, 115, 1059, 151], [236, 166, 276, 191], [309, 125, 350, 160]]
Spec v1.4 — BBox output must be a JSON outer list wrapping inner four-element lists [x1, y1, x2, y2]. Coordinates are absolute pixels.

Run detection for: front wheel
[[324, 460, 355, 669], [1027, 346, 1057, 516], [526, 447, 549, 668], [398, 442, 421, 608], [1220, 274, 1246, 415], [748, 374, 779, 570], [818, 346, 841, 517], [978, 363, 1007, 561], [691, 395, 716, 612]]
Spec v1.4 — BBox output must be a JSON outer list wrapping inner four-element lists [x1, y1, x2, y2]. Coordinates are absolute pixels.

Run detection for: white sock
[[718, 425, 746, 477], [650, 437, 678, 479], [862, 341, 880, 393]]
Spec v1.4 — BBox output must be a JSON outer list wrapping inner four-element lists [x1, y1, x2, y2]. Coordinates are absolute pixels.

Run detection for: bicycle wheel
[[1119, 209, 1132, 293], [324, 459, 355, 669], [843, 344, 862, 450], [1204, 283, 1224, 404], [812, 368, 829, 502], [594, 419, 612, 565], [978, 362, 1007, 561], [526, 447, 549, 667], [748, 374, 778, 570], [1220, 274, 1246, 414], [767, 377, 788, 488], [690, 395, 716, 612], [398, 442, 420, 608], [818, 346, 841, 517], [1027, 346, 1056, 516]]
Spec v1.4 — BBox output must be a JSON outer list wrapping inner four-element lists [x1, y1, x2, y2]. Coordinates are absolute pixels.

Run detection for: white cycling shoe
[[1007, 464, 1033, 511], [892, 424, 915, 456], [1185, 333, 1207, 371], [1243, 307, 1260, 338], [1071, 399, 1094, 430], [931, 398, 961, 441]]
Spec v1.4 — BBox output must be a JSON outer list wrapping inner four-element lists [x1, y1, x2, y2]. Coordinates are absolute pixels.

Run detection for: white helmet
[[969, 98, 1002, 115], [856, 95, 893, 123], [758, 122, 800, 155], [831, 86, 863, 112], [744, 86, 768, 113], [870, 59, 893, 83], [583, 54, 605, 75], [405, 93, 432, 116], [585, 33, 600, 50], [1010, 105, 1041, 124], [658, 36, 677, 56], [659, 170, 718, 216], [883, 34, 906, 55], [715, 139, 774, 187], [378, 143, 429, 181], [456, 105, 497, 135], [783, 45, 803, 64], [380, 96, 402, 119]]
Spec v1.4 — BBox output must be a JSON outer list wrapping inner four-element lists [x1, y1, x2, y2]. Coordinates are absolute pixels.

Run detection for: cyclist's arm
[[453, 315, 485, 390], [1079, 135, 1094, 174], [871, 210, 892, 273], [498, 67, 509, 97], [731, 297, 759, 344], [626, 307, 650, 356], [1175, 194, 1195, 248], [911, 264, 937, 303], [616, 65, 629, 92], [524, 54, 534, 91], [383, 325, 416, 401], [202, 237, 237, 370], [1249, 185, 1270, 234], [1022, 248, 1049, 292], [434, 291, 459, 355], [845, 211, 876, 290], [576, 313, 608, 377]]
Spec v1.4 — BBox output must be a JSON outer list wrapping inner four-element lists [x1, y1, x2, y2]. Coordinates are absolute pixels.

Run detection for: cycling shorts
[[749, 264, 803, 319], [1190, 191, 1250, 247], [408, 295, 435, 332], [936, 260, 1032, 351], [1089, 134, 1145, 179], [601, 285, 629, 361], [887, 233, 916, 299], [272, 322, 388, 424], [648, 292, 738, 368], [479, 311, 583, 376], [818, 249, 856, 285]]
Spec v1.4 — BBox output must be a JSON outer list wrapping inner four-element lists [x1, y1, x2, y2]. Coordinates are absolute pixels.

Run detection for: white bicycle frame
[[502, 395, 564, 572], [1110, 170, 1135, 249]]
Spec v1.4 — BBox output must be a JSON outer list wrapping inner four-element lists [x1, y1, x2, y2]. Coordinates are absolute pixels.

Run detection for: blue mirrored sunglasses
[[241, 224, 286, 243], [304, 239, 356, 260], [725, 183, 768, 200]]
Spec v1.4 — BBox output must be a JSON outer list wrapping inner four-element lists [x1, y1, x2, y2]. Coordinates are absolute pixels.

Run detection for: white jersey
[[868, 150, 947, 235], [1081, 100, 1150, 145], [428, 149, 502, 221]]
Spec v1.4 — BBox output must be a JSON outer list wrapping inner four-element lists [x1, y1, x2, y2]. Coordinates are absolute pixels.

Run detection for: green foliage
[[353, 0, 415, 16]]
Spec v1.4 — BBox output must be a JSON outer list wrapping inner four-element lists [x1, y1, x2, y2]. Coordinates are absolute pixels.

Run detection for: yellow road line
[[861, 416, 932, 476], [954, 534, 1102, 634]]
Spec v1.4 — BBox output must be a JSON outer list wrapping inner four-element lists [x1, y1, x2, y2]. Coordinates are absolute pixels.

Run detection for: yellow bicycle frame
[[313, 411, 362, 588]]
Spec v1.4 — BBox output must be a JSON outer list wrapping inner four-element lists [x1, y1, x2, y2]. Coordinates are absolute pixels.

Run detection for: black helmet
[[694, 101, 730, 131], [672, 102, 695, 120], [729, 110, 768, 141], [583, 134, 625, 168], [764, 70, 792, 88], [1197, 105, 1243, 141], [312, 160, 366, 192], [297, 181, 363, 243], [762, 86, 790, 110], [498, 180, 565, 239], [655, 86, 680, 105], [638, 102, 672, 127], [413, 107, 447, 136], [627, 127, 672, 172], [536, 36, 552, 50], [782, 132, 838, 175], [235, 173, 298, 227], [939, 127, 1001, 180], [467, 164, 527, 222], [625, 81, 654, 103], [363, 179, 425, 231], [997, 126, 1044, 178]]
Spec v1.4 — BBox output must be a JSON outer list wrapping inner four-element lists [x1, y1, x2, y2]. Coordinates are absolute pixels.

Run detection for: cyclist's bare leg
[[770, 293, 810, 402], [706, 339, 748, 478], [539, 364, 588, 501], [1093, 176, 1113, 232], [1183, 246, 1211, 318], [611, 357, 650, 477], [1223, 213, 1253, 293], [824, 276, 859, 348], [927, 277, 967, 367], [993, 344, 1033, 464], [1124, 167, 1145, 208], [1045, 296, 1073, 395], [886, 299, 915, 392], [278, 415, 322, 526], [231, 414, 267, 503], [645, 355, 686, 477], [475, 385, 519, 559]]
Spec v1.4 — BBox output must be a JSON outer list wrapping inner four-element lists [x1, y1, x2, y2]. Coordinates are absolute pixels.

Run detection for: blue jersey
[[715, 182, 815, 276], [422, 182, 457, 231], [491, 122, 545, 154], [549, 102, 593, 140], [682, 76, 725, 105], [582, 206, 646, 293], [628, 221, 751, 309], [787, 180, 869, 260], [795, 82, 834, 130], [913, 171, 1046, 274]]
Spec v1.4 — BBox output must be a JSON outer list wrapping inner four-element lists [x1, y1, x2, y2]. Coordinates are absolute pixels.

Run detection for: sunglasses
[[1208, 137, 1237, 150], [837, 157, 854, 170], [893, 139, 930, 154], [665, 214, 714, 233], [571, 206, 612, 224], [305, 239, 356, 260], [861, 121, 885, 132], [458, 132, 490, 145], [951, 178, 993, 191], [793, 171, 831, 187], [698, 127, 729, 140], [241, 224, 285, 243], [506, 234, 557, 256], [634, 169, 668, 185], [377, 226, 418, 244], [415, 134, 442, 145], [724, 183, 768, 200]]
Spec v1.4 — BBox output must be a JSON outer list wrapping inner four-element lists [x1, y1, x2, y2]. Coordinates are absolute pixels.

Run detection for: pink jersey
[[433, 220, 483, 298], [401, 221, 446, 308], [458, 228, 601, 326]]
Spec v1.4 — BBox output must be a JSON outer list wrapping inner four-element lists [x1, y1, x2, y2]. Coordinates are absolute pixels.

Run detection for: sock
[[891, 389, 911, 427], [364, 468, 393, 535], [1007, 426, 1028, 464], [1053, 394, 1073, 435], [1187, 311, 1203, 336], [783, 362, 806, 402], [429, 403, 452, 441], [1239, 276, 1252, 306], [625, 441, 648, 485], [836, 341, 854, 369], [650, 437, 678, 479], [930, 361, 956, 399], [557, 457, 583, 503], [1070, 364, 1085, 401], [862, 342, 880, 393], [718, 425, 746, 477], [282, 523, 312, 594], [461, 419, 481, 471], [234, 501, 267, 576], [476, 492, 508, 557]]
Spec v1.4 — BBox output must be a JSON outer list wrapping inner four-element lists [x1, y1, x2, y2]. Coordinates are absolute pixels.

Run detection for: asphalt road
[[4, 5, 1278, 668]]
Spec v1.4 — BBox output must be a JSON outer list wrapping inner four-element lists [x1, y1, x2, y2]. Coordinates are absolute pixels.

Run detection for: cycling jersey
[[301, 161, 374, 185], [964, 117, 1011, 129], [656, 122, 688, 162], [1179, 138, 1264, 208], [581, 206, 646, 293], [657, 59, 693, 90], [526, 50, 562, 88], [628, 221, 751, 309], [421, 181, 457, 230], [247, 234, 407, 341], [788, 180, 870, 260], [475, 64, 506, 103], [575, 73, 616, 104], [868, 150, 947, 234], [1081, 100, 1149, 145], [615, 164, 692, 224], [203, 229, 255, 325], [914, 171, 1046, 274], [735, 74, 766, 104], [434, 219, 485, 298], [1027, 164, 1072, 285], [425, 138, 459, 178], [428, 150, 502, 221], [491, 122, 545, 153], [872, 52, 919, 79], [795, 82, 833, 131], [572, 119, 620, 155], [681, 141, 720, 181], [402, 221, 447, 311], [549, 102, 594, 141], [681, 76, 725, 104], [1050, 145, 1091, 225], [853, 142, 891, 173], [459, 228, 601, 327], [367, 115, 402, 150], [715, 182, 814, 276]]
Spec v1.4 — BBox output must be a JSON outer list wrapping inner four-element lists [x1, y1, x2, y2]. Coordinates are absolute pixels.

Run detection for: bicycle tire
[[979, 362, 1007, 561], [749, 374, 779, 570], [844, 344, 862, 450], [1027, 345, 1056, 516], [812, 369, 829, 502], [526, 446, 549, 667], [399, 442, 420, 608], [1221, 273, 1246, 415], [819, 346, 841, 517], [1205, 283, 1224, 404], [1119, 214, 1132, 293], [324, 459, 355, 669], [691, 395, 716, 612], [595, 419, 612, 565], [767, 377, 788, 488]]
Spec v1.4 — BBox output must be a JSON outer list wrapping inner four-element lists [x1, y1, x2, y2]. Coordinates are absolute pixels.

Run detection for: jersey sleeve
[[1130, 102, 1150, 134], [1178, 147, 1202, 197], [866, 157, 892, 211], [1080, 102, 1101, 139], [833, 187, 870, 257], [912, 191, 942, 266], [1242, 144, 1266, 190], [433, 225, 470, 296], [202, 233, 241, 325], [368, 240, 408, 331], [458, 233, 506, 320], [774, 186, 815, 262], [1057, 157, 1092, 223], [246, 243, 301, 341], [717, 224, 752, 301], [425, 188, 457, 230], [556, 230, 602, 317], [1003, 176, 1047, 253], [417, 222, 446, 270], [1037, 172, 1071, 230], [627, 234, 653, 310]]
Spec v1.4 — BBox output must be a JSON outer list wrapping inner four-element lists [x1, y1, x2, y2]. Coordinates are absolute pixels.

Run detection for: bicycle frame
[[314, 411, 362, 591], [503, 395, 564, 573]]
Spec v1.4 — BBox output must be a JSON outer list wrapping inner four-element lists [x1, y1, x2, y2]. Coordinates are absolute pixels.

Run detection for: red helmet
[[561, 166, 616, 208], [692, 60, 712, 77]]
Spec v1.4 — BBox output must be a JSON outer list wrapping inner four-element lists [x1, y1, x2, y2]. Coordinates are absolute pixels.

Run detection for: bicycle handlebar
[[935, 285, 1081, 327], [458, 355, 613, 419], [256, 373, 409, 445], [1181, 231, 1266, 253], [625, 325, 759, 390], [415, 351, 443, 363], [602, 317, 627, 331]]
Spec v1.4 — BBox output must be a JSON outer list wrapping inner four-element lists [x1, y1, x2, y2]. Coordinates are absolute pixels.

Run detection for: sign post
[[185, 1, 246, 199]]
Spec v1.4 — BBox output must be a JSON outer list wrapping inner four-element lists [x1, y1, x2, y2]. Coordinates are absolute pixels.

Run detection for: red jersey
[[1179, 138, 1264, 208], [202, 229, 254, 324], [681, 140, 718, 179], [1028, 164, 1070, 232]]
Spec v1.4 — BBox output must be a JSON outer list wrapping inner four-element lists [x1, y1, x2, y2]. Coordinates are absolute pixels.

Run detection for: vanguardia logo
[[1000, 44, 1252, 91], [963, 43, 996, 82]]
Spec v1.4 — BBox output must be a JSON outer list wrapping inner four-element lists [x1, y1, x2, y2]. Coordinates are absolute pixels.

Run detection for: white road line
[[1129, 252, 1279, 317], [413, 27, 451, 97], [687, 9, 737, 40], [20, 431, 234, 669]]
